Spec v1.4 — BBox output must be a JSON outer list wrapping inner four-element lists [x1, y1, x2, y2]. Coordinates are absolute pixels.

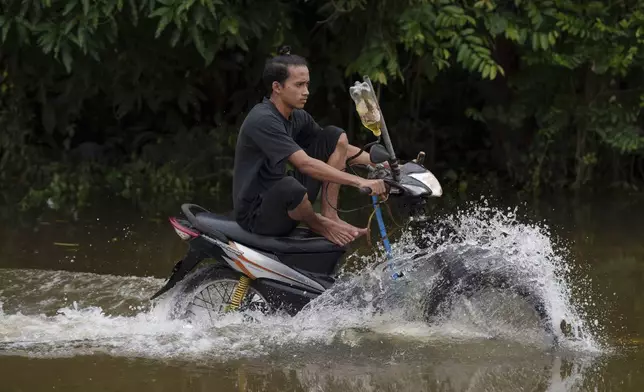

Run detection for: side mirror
[[369, 143, 391, 164]]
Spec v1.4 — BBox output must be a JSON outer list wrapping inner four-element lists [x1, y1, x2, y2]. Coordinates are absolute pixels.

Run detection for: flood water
[[1, 191, 644, 391]]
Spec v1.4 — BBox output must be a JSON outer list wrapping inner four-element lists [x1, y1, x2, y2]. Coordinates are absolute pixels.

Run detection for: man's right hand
[[357, 179, 387, 196]]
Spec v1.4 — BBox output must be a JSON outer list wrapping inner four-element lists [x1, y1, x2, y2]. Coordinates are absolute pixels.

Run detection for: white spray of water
[[290, 200, 605, 352], [0, 202, 606, 361]]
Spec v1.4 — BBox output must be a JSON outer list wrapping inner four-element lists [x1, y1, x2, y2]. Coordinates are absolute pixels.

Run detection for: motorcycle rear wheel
[[171, 265, 271, 323]]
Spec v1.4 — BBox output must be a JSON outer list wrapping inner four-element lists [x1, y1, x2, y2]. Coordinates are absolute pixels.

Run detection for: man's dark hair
[[263, 46, 308, 94]]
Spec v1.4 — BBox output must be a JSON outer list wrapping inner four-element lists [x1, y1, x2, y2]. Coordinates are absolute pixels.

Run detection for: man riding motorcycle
[[232, 47, 387, 246]]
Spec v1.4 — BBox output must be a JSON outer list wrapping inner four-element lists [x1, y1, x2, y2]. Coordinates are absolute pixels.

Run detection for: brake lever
[[384, 179, 406, 194]]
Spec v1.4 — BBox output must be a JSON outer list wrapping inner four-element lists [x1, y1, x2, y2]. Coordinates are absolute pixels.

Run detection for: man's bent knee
[[336, 132, 348, 150], [276, 176, 307, 211], [323, 125, 347, 149]]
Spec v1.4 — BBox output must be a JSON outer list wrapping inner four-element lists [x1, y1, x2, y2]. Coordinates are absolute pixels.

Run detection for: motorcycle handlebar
[[359, 179, 407, 197]]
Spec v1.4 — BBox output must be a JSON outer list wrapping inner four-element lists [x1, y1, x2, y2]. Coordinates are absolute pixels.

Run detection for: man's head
[[263, 46, 309, 110]]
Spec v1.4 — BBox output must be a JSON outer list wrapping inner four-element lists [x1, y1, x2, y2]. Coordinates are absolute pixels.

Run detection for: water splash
[[432, 200, 605, 351], [0, 202, 606, 363], [297, 200, 604, 352]]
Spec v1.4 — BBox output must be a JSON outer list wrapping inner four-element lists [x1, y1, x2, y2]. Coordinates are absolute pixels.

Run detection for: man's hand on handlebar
[[357, 179, 387, 196]]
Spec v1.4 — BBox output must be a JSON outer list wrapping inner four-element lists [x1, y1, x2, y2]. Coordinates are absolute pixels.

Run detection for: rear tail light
[[169, 217, 199, 240]]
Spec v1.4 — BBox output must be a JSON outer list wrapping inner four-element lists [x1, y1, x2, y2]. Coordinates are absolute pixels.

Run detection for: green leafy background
[[2, 0, 644, 215]]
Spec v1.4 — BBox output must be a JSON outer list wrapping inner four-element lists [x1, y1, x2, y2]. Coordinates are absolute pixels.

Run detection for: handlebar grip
[[359, 187, 372, 195]]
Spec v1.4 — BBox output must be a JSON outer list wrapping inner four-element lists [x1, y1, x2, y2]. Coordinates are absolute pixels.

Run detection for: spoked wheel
[[186, 278, 270, 320], [173, 265, 271, 324]]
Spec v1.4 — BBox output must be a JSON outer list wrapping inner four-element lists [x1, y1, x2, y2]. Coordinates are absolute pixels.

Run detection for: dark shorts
[[241, 126, 344, 236]]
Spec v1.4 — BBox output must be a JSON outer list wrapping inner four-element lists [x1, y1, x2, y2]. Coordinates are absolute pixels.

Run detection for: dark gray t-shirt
[[233, 97, 320, 222]]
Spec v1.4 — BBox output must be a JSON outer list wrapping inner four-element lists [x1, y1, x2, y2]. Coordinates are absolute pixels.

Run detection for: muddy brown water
[[1, 193, 644, 391]]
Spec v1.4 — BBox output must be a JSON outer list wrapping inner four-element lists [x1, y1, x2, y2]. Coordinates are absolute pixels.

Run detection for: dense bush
[[1, 0, 644, 214]]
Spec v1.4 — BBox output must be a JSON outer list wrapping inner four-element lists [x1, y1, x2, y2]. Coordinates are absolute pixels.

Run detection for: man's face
[[274, 65, 309, 109]]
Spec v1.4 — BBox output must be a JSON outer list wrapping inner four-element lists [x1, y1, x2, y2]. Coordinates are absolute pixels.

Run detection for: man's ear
[[271, 81, 282, 94]]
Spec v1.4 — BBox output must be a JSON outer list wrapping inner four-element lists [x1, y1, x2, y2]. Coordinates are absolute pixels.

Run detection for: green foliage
[[2, 0, 644, 216]]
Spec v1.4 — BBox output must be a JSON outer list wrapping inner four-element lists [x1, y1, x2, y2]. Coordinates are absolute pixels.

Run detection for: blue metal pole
[[372, 195, 401, 279]]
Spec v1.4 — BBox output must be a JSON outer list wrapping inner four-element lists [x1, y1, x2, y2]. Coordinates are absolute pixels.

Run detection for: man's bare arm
[[289, 150, 388, 195], [289, 150, 362, 187]]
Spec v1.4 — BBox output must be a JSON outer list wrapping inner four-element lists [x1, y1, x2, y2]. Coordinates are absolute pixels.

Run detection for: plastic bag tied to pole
[[349, 81, 382, 137]]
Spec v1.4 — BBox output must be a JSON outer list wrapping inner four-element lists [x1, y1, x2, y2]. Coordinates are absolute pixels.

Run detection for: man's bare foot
[[325, 213, 368, 238], [310, 215, 365, 246]]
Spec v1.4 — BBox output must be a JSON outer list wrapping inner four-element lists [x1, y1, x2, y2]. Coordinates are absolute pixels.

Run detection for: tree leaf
[[193, 3, 206, 26], [540, 33, 549, 50], [38, 31, 56, 54], [226, 17, 239, 35], [62, 44, 73, 73], [487, 14, 508, 35], [482, 64, 491, 79], [505, 26, 519, 41], [204, 0, 216, 17], [548, 31, 556, 45], [472, 45, 491, 55], [461, 28, 475, 36], [170, 28, 181, 47], [63, 1, 76, 16], [489, 65, 497, 79], [155, 13, 172, 38], [470, 55, 483, 71], [465, 35, 483, 45], [78, 27, 86, 51], [477, 58, 487, 72], [456, 44, 468, 63], [442, 5, 464, 15], [191, 25, 206, 58], [129, 0, 139, 25], [532, 33, 539, 50], [63, 19, 77, 35], [149, 7, 169, 18], [1, 19, 11, 43]]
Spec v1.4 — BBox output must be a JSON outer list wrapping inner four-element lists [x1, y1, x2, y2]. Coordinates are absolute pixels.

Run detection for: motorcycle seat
[[194, 212, 346, 254]]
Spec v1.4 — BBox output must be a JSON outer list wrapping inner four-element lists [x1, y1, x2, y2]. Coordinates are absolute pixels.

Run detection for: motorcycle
[[151, 77, 558, 343]]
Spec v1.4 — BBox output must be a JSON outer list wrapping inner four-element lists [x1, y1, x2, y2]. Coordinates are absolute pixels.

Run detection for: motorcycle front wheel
[[423, 260, 560, 346]]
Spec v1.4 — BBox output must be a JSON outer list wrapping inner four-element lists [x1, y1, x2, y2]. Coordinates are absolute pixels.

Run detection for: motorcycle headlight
[[409, 171, 442, 197]]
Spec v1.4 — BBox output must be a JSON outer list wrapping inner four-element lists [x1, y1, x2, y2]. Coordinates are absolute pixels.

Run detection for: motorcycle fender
[[150, 246, 220, 300]]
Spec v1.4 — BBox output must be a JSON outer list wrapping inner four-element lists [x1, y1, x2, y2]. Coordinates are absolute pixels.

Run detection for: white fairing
[[220, 242, 326, 293], [409, 170, 443, 197]]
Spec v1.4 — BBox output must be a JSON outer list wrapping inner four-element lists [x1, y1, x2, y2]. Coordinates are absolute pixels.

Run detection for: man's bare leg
[[289, 194, 363, 246], [321, 133, 367, 235], [320, 133, 347, 221]]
